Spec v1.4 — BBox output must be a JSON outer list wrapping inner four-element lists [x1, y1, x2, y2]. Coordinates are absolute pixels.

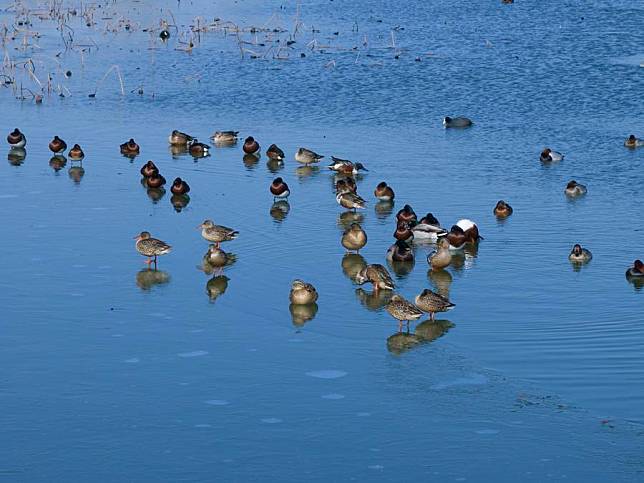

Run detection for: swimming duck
[[394, 221, 414, 242], [68, 144, 85, 161], [48, 135, 67, 154], [211, 131, 239, 144], [146, 172, 166, 189], [355, 264, 395, 292], [171, 177, 190, 195], [135, 231, 171, 266], [443, 116, 472, 128], [456, 219, 482, 243], [428, 238, 452, 269], [168, 130, 194, 146], [341, 223, 367, 252], [198, 219, 239, 248], [415, 288, 455, 321], [568, 244, 592, 263], [626, 260, 644, 278], [540, 148, 564, 162], [270, 177, 290, 200], [204, 245, 236, 267], [289, 279, 319, 305], [374, 181, 395, 201], [565, 180, 587, 197], [266, 143, 285, 161], [396, 204, 417, 225], [386, 294, 424, 331], [188, 139, 210, 157], [624, 135, 643, 148], [502, 0, 514, 3], [295, 147, 324, 165], [7, 128, 26, 148], [120, 138, 140, 156], [140, 160, 158, 178], [243, 136, 260, 155], [411, 213, 447, 242], [336, 191, 366, 211], [327, 157, 368, 175], [387, 239, 414, 262], [494, 200, 513, 218]]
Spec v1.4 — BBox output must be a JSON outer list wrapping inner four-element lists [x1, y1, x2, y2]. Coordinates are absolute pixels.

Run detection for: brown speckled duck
[[341, 223, 367, 252], [386, 294, 424, 331], [168, 130, 194, 146], [289, 279, 319, 305], [355, 264, 395, 292], [415, 288, 455, 320], [198, 219, 239, 248], [135, 231, 171, 266]]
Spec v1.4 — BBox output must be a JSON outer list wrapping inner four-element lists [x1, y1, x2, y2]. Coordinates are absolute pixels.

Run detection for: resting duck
[[443, 116, 472, 128], [188, 139, 210, 157], [355, 264, 395, 292], [140, 160, 158, 178], [494, 200, 513, 218], [7, 128, 26, 148], [385, 295, 423, 331], [565, 180, 587, 197], [327, 157, 368, 175], [540, 148, 564, 162], [569, 244, 592, 263], [168, 130, 194, 146], [626, 260, 644, 278], [415, 289, 455, 321], [428, 238, 451, 270], [341, 223, 367, 252], [336, 191, 366, 211], [243, 136, 260, 155], [295, 147, 324, 165], [289, 280, 319, 305], [211, 131, 238, 144], [396, 204, 417, 225], [411, 213, 447, 242], [49, 135, 67, 154], [394, 221, 414, 242], [198, 220, 239, 248], [374, 181, 395, 201], [135, 231, 171, 267], [146, 172, 166, 188], [171, 177, 190, 195], [387, 239, 414, 262], [120, 138, 140, 156], [270, 177, 290, 200], [624, 135, 643, 148], [266, 143, 285, 161], [68, 144, 85, 161], [446, 220, 481, 249]]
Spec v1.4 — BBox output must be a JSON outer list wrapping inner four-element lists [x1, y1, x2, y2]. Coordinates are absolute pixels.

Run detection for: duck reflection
[[295, 165, 320, 179], [49, 155, 67, 172], [428, 268, 452, 298], [341, 253, 367, 281], [8, 148, 26, 166], [626, 274, 644, 292], [266, 158, 284, 173], [146, 187, 166, 203], [169, 144, 189, 159], [374, 200, 394, 220], [206, 275, 230, 302], [386, 319, 454, 355], [136, 268, 171, 291], [289, 303, 319, 327], [270, 200, 290, 222], [200, 246, 236, 274], [170, 194, 190, 212], [355, 287, 393, 311], [387, 255, 415, 278], [415, 319, 454, 342], [450, 244, 478, 272], [243, 153, 260, 169], [386, 331, 422, 355], [68, 165, 85, 183], [337, 211, 364, 231]]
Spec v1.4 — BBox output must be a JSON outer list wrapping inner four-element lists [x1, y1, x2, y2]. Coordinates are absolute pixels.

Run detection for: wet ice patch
[[261, 418, 282, 424], [205, 399, 229, 406], [178, 350, 209, 358], [321, 393, 345, 400], [431, 374, 488, 390], [306, 370, 347, 379]]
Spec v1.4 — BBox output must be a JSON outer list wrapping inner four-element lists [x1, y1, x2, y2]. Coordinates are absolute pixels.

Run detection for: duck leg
[[430, 312, 435, 321], [144, 257, 153, 266], [398, 320, 403, 332]]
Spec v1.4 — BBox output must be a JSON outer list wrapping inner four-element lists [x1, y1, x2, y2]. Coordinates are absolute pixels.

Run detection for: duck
[[445, 225, 467, 250], [456, 219, 482, 243], [540, 148, 564, 162], [494, 200, 513, 218], [327, 157, 368, 175], [211, 131, 239, 144], [120, 138, 140, 156], [344, 177, 358, 193], [159, 29, 170, 40], [387, 240, 414, 262], [341, 223, 367, 252], [204, 245, 236, 267], [7, 128, 26, 148], [443, 116, 472, 128], [624, 135, 643, 148], [336, 191, 366, 211], [48, 135, 67, 154], [386, 294, 424, 331], [411, 213, 447, 242], [565, 180, 587, 197], [295, 147, 324, 165], [568, 244, 592, 263], [289, 279, 319, 305], [68, 144, 85, 161], [428, 238, 452, 270], [355, 264, 395, 292], [188, 139, 210, 157], [270, 177, 290, 200], [374, 181, 395, 201], [198, 219, 239, 248], [146, 172, 166, 189], [171, 177, 190, 195], [266, 143, 285, 161], [140, 160, 158, 178], [135, 231, 171, 267], [415, 288, 455, 321], [626, 260, 644, 278], [243, 136, 260, 155], [396, 204, 417, 225], [394, 221, 414, 242], [168, 130, 194, 145]]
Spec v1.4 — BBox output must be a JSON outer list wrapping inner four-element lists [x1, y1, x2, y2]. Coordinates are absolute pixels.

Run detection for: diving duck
[[146, 172, 166, 189], [289, 279, 319, 305], [68, 144, 85, 161], [396, 204, 417, 225], [428, 238, 452, 270], [135, 231, 171, 266], [188, 139, 210, 157], [626, 260, 644, 278], [443, 116, 472, 128], [386, 294, 424, 331], [394, 221, 414, 242], [171, 177, 190, 195], [540, 148, 564, 162], [7, 128, 26, 148], [411, 213, 447, 242], [415, 288, 455, 321], [341, 223, 367, 252], [48, 135, 67, 154], [295, 147, 324, 165], [327, 157, 368, 175], [565, 180, 587, 197], [336, 191, 366, 211], [168, 130, 194, 146], [120, 138, 140, 156], [204, 245, 236, 267], [624, 134, 643, 148], [568, 244, 592, 263], [198, 219, 239, 248], [355, 264, 395, 292], [387, 240, 414, 262], [211, 131, 239, 144], [494, 200, 513, 218], [374, 181, 395, 201], [266, 143, 285, 161], [140, 160, 158, 178], [270, 177, 290, 200], [242, 136, 260, 155]]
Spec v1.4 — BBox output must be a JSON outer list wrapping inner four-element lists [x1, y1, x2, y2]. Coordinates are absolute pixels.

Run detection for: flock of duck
[[6, 123, 644, 332]]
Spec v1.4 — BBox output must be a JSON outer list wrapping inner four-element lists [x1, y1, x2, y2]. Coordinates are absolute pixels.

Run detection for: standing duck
[[120, 138, 140, 156], [289, 279, 319, 305], [7, 128, 26, 148], [327, 157, 368, 175], [411, 213, 447, 242], [336, 191, 366, 211], [386, 294, 424, 331], [428, 238, 452, 270], [188, 139, 210, 157], [140, 160, 158, 178], [48, 136, 67, 155], [626, 260, 644, 278], [243, 136, 260, 155], [211, 131, 239, 144], [171, 177, 190, 195], [569, 244, 592, 263], [494, 200, 513, 218], [341, 223, 367, 252], [374, 181, 395, 201], [540, 148, 564, 162], [624, 135, 643, 148], [266, 144, 285, 161], [135, 231, 171, 267], [198, 219, 239, 248], [355, 264, 395, 292], [295, 147, 324, 165], [565, 180, 587, 197], [396, 204, 417, 225], [270, 177, 290, 200], [387, 240, 414, 262], [146, 172, 166, 188], [68, 144, 85, 161], [443, 116, 472, 128], [415, 289, 455, 321], [168, 130, 194, 146]]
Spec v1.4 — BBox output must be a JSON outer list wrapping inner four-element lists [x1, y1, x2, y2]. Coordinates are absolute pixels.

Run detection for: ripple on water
[[321, 393, 345, 400], [431, 374, 488, 390], [475, 429, 500, 435], [178, 350, 209, 358], [306, 370, 348, 379], [124, 358, 139, 363], [261, 418, 283, 424], [205, 399, 230, 406]]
